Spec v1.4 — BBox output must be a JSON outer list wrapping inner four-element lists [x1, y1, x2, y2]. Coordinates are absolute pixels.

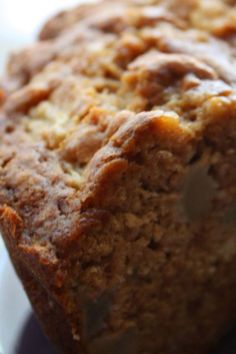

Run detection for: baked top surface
[[1, 3, 236, 354], [0, 0, 236, 256]]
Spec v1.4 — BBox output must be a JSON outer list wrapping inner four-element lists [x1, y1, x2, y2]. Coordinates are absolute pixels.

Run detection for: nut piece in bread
[[1, 0, 236, 353]]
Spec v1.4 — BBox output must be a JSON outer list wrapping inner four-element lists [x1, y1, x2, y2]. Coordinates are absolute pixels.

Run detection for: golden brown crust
[[1, 1, 236, 353]]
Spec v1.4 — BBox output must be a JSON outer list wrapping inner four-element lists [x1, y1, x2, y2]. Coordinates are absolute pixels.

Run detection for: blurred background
[[0, 0, 95, 70]]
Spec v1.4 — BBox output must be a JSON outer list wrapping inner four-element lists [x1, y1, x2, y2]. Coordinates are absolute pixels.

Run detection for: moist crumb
[[0, 1, 236, 354]]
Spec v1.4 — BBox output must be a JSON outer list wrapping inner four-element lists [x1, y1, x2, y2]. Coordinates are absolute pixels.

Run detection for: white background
[[0, 0, 96, 70]]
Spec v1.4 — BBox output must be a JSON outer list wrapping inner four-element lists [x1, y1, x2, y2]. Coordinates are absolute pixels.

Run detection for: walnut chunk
[[182, 163, 217, 221]]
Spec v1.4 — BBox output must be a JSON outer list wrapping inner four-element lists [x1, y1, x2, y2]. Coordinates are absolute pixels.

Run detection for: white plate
[[0, 247, 31, 354]]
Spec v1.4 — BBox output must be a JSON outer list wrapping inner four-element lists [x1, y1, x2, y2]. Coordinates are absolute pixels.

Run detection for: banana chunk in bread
[[1, 1, 236, 353]]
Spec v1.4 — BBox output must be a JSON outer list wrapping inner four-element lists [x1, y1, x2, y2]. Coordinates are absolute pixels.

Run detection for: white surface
[[0, 250, 30, 354], [0, 1, 91, 353]]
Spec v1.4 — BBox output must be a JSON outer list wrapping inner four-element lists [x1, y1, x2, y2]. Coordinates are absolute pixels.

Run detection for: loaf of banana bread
[[1, 1, 236, 353]]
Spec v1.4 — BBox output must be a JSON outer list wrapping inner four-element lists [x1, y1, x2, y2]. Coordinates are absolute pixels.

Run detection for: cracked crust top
[[0, 2, 236, 352], [0, 0, 236, 258], [0, 0, 236, 268]]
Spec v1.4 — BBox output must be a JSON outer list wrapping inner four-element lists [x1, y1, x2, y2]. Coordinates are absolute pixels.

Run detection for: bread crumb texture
[[0, 1, 236, 354]]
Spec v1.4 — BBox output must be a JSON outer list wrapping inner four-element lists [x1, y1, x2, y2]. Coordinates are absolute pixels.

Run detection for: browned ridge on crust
[[0, 1, 236, 353]]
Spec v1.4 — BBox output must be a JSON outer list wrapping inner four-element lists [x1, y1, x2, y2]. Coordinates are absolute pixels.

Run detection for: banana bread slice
[[1, 1, 236, 353]]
